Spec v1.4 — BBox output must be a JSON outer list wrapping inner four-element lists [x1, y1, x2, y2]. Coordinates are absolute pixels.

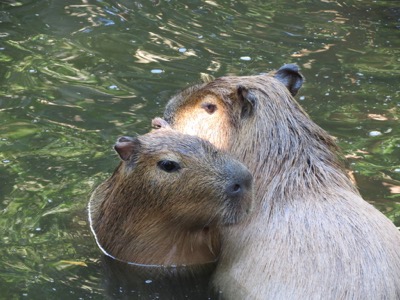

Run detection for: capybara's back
[[163, 65, 400, 299], [89, 128, 253, 266]]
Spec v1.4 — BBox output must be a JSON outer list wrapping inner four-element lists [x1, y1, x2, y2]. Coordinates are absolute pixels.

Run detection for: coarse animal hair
[[163, 64, 400, 299], [88, 128, 253, 267]]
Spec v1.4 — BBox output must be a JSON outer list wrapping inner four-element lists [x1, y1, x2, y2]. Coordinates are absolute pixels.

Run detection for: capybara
[[88, 128, 253, 266], [162, 64, 400, 299]]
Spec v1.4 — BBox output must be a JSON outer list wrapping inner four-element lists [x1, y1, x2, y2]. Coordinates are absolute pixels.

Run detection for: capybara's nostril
[[226, 183, 242, 197], [226, 169, 252, 199], [233, 184, 241, 193]]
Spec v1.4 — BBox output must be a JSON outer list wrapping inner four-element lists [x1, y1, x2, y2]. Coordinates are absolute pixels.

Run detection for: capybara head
[[163, 64, 306, 152], [113, 129, 253, 226], [163, 65, 342, 193], [89, 128, 253, 265]]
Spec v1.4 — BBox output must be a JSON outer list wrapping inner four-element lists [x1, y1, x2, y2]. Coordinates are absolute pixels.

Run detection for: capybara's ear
[[152, 117, 171, 130], [273, 64, 304, 96], [114, 136, 141, 161], [237, 85, 257, 118]]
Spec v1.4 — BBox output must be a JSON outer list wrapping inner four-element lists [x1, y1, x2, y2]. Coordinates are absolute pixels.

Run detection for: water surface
[[0, 0, 399, 299]]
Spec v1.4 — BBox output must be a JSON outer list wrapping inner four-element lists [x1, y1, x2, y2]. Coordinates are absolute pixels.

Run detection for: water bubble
[[178, 47, 187, 53], [240, 56, 251, 61], [145, 279, 153, 284], [151, 69, 164, 74], [299, 96, 305, 101], [369, 131, 382, 137]]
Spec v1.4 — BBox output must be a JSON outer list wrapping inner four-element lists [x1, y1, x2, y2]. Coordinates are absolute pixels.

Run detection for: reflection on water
[[0, 0, 399, 298], [101, 256, 217, 299]]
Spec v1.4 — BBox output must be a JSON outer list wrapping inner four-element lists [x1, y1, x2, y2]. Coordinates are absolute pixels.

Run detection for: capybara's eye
[[157, 160, 181, 173], [201, 103, 217, 114]]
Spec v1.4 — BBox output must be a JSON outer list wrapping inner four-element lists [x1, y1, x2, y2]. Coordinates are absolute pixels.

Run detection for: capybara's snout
[[225, 166, 253, 202], [221, 161, 253, 224]]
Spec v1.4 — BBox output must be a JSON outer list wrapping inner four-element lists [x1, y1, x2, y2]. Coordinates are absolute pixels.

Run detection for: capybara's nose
[[225, 166, 253, 199]]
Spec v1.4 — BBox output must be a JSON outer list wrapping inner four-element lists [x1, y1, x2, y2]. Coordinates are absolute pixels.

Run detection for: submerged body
[[163, 65, 400, 299]]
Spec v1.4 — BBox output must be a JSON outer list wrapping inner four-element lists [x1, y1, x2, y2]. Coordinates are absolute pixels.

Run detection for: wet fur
[[164, 68, 400, 299]]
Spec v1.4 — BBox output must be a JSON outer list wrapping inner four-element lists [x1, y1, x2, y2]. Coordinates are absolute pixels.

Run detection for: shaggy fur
[[164, 65, 400, 299]]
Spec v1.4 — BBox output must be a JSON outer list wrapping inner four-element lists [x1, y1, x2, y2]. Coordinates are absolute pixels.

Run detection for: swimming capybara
[[88, 128, 253, 266], [162, 64, 400, 299]]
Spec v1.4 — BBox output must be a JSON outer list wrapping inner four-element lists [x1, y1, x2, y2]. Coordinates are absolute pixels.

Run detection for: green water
[[0, 0, 399, 299]]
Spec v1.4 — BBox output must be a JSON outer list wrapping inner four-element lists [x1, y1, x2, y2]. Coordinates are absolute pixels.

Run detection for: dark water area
[[0, 0, 399, 299]]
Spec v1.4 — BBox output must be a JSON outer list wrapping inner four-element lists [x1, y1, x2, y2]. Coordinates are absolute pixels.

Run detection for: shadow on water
[[0, 0, 399, 298], [101, 256, 218, 299]]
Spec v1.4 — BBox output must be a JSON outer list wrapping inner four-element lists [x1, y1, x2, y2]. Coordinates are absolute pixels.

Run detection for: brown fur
[[88, 128, 252, 266], [163, 65, 400, 299]]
